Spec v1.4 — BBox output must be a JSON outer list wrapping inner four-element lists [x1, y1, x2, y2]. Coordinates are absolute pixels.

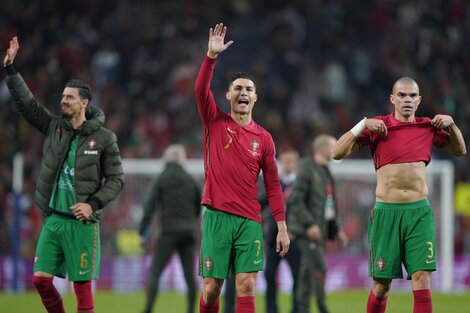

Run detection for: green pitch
[[0, 289, 469, 312]]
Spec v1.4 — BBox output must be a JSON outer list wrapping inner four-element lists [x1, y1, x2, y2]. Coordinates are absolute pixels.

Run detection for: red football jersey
[[195, 56, 285, 223], [357, 113, 450, 170]]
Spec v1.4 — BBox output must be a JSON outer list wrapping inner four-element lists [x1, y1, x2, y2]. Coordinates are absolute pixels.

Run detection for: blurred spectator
[[139, 144, 201, 313]]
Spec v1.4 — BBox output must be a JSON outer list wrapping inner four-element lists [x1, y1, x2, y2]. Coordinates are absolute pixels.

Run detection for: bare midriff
[[376, 162, 428, 203]]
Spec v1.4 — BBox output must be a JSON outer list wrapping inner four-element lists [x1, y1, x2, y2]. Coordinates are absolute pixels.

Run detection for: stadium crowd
[[0, 0, 469, 256]]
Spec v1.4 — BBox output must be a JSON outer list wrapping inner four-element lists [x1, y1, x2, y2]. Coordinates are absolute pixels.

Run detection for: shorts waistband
[[374, 199, 430, 210], [48, 208, 76, 220]]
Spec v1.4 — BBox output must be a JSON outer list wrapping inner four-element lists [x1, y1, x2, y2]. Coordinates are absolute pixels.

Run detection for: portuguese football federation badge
[[205, 258, 213, 271], [377, 257, 386, 272]]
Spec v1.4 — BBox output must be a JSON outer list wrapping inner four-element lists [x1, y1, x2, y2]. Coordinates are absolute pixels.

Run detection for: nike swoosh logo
[[254, 260, 263, 264], [79, 270, 90, 275], [425, 260, 436, 264]]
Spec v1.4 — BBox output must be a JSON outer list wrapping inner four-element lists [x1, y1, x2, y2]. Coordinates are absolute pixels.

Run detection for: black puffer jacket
[[6, 70, 124, 223]]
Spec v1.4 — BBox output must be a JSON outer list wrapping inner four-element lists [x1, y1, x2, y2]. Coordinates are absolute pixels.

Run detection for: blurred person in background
[[139, 144, 201, 313], [4, 36, 124, 313], [264, 149, 301, 313], [332, 77, 466, 313], [195, 23, 290, 313], [288, 134, 349, 313]]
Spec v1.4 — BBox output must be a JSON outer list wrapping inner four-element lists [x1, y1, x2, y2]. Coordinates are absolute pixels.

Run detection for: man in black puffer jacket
[[4, 36, 124, 313], [139, 144, 201, 313]]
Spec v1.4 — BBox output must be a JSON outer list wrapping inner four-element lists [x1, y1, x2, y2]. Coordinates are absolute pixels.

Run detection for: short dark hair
[[229, 72, 257, 90], [65, 79, 93, 102]]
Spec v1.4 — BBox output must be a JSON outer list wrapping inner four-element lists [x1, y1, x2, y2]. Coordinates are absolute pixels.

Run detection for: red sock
[[236, 296, 255, 313], [199, 295, 220, 313], [367, 290, 388, 313], [73, 281, 94, 313], [413, 289, 432, 313], [32, 276, 65, 313]]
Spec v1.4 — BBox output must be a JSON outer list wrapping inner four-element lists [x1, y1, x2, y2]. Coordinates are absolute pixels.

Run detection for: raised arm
[[194, 23, 234, 125], [432, 114, 467, 156], [4, 36, 19, 66], [4, 36, 53, 134]]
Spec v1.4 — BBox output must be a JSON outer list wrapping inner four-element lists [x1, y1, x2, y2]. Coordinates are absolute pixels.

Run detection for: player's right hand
[[4, 36, 19, 66], [365, 118, 388, 135]]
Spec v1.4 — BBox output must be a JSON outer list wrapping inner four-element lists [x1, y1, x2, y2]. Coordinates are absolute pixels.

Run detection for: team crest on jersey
[[84, 140, 99, 155], [249, 140, 261, 157], [205, 258, 213, 271], [376, 257, 386, 272]]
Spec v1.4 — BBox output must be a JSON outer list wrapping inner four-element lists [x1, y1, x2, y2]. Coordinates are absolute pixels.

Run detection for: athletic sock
[[73, 281, 95, 313], [366, 290, 388, 313], [413, 289, 432, 313], [236, 296, 255, 313], [199, 295, 220, 313], [32, 276, 65, 313]]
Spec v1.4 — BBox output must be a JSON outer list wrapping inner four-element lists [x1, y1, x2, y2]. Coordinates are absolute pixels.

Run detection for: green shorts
[[368, 199, 436, 280], [34, 215, 101, 281], [199, 207, 264, 279]]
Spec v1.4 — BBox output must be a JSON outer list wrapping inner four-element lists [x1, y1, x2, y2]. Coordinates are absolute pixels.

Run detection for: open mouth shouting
[[238, 99, 249, 107]]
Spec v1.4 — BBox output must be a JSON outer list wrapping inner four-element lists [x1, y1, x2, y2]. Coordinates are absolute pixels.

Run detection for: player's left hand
[[276, 229, 290, 257], [431, 114, 454, 129], [70, 202, 93, 221], [207, 23, 234, 58], [4, 36, 19, 66]]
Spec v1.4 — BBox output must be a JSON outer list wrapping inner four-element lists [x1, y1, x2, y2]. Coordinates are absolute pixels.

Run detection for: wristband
[[4, 63, 17, 76], [350, 118, 366, 137]]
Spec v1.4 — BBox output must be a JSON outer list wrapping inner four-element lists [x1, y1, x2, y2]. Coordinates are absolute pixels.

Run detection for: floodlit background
[[0, 0, 469, 304]]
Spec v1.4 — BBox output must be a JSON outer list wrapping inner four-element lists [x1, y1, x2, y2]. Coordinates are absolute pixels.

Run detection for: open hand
[[207, 23, 233, 58], [4, 36, 19, 66]]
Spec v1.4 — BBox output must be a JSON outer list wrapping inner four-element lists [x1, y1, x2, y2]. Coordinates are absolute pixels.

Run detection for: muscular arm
[[332, 118, 387, 160], [442, 123, 467, 156], [332, 131, 360, 160]]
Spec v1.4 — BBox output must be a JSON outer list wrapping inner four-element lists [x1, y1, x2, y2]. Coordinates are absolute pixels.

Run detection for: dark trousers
[[264, 239, 300, 313], [143, 231, 197, 313], [296, 238, 329, 313]]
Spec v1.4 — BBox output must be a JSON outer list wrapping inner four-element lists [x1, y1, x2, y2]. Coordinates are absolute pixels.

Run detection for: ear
[[389, 94, 394, 104], [226, 91, 231, 100], [82, 98, 89, 108], [416, 95, 421, 106]]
